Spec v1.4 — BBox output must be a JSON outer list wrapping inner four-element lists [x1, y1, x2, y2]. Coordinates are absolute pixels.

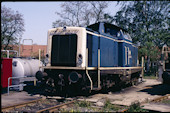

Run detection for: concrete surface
[[2, 79, 170, 112], [142, 103, 170, 112], [1, 91, 41, 107], [84, 79, 170, 106]]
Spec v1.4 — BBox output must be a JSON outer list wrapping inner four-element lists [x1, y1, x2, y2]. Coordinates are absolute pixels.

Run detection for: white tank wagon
[[12, 58, 43, 85]]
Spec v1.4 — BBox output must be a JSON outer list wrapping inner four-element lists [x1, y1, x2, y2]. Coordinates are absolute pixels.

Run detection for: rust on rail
[[2, 98, 42, 111], [36, 100, 76, 113], [150, 94, 170, 103]]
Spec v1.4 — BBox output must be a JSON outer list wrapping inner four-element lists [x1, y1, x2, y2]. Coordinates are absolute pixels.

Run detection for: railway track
[[141, 94, 170, 112], [149, 94, 170, 103], [1, 97, 75, 112], [2, 98, 43, 111], [119, 94, 170, 112], [36, 100, 76, 112], [2, 91, 169, 112]]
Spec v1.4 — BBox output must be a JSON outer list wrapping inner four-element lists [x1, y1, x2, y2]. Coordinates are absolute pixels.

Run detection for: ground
[[1, 79, 170, 112]]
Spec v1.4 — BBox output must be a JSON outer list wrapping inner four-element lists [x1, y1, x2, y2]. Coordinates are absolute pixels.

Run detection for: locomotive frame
[[37, 22, 143, 96], [42, 49, 142, 90]]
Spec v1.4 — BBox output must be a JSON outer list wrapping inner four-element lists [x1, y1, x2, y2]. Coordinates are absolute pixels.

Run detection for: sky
[[1, 1, 121, 45]]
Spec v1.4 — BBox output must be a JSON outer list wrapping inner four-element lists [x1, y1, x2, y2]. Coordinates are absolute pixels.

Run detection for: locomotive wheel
[[131, 78, 139, 86], [101, 86, 109, 94], [66, 83, 81, 97], [45, 77, 66, 96], [45, 77, 55, 95], [81, 73, 91, 96], [66, 73, 91, 97], [113, 76, 122, 91]]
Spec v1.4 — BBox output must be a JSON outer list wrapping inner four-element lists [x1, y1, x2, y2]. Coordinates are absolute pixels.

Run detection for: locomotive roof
[[86, 22, 128, 32]]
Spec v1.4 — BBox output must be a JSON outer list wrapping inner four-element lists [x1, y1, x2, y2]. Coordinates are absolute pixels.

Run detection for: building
[[20, 44, 47, 58], [1, 44, 47, 58]]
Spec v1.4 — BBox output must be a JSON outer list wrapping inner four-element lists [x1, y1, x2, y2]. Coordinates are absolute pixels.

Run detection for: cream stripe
[[86, 31, 137, 48]]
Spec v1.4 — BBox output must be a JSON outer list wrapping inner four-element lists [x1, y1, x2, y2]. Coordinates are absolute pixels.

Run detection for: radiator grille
[[51, 34, 77, 66]]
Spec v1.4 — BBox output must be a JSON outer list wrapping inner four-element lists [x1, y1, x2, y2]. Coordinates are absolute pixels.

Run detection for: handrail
[[22, 39, 33, 57], [85, 48, 93, 90], [1, 50, 18, 58], [8, 77, 27, 95], [98, 49, 101, 89]]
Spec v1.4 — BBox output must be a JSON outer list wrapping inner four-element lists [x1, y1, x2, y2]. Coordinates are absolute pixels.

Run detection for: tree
[[1, 5, 25, 50], [113, 1, 170, 47], [105, 1, 169, 72], [138, 41, 160, 72], [52, 1, 109, 27]]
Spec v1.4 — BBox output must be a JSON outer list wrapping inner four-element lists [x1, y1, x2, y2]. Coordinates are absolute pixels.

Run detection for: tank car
[[12, 58, 43, 85], [36, 22, 142, 96]]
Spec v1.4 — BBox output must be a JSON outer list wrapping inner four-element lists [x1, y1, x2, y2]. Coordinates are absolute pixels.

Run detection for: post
[[137, 60, 139, 66], [161, 45, 165, 71], [7, 50, 9, 58], [8, 77, 10, 95], [98, 49, 101, 89], [19, 38, 22, 57], [163, 60, 165, 71], [86, 48, 88, 68], [39, 49, 41, 67], [141, 57, 144, 78], [34, 79, 36, 86], [16, 51, 18, 57]]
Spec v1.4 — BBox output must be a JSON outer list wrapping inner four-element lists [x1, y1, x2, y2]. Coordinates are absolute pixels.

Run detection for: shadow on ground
[[1, 88, 8, 94], [23, 85, 47, 96], [138, 84, 170, 96], [23, 82, 131, 98]]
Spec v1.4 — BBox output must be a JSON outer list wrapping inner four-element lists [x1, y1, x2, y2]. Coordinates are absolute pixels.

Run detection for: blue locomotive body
[[86, 22, 138, 67], [86, 30, 118, 67], [37, 22, 142, 96]]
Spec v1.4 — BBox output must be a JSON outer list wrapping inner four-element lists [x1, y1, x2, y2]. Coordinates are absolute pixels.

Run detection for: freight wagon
[[36, 22, 142, 96]]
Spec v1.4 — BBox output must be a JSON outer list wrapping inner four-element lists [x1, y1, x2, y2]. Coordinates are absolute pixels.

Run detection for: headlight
[[77, 54, 83, 66]]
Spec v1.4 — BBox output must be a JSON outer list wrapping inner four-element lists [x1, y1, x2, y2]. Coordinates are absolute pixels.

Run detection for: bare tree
[[1, 6, 25, 50], [90, 1, 108, 23], [52, 1, 109, 28]]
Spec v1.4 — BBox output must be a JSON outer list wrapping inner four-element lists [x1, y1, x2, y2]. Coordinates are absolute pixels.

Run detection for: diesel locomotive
[[36, 22, 142, 96]]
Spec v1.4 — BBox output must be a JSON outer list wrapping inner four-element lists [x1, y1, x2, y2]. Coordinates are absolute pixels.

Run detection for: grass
[[61, 100, 94, 112], [60, 99, 150, 112], [75, 100, 91, 107], [60, 99, 124, 112], [60, 108, 80, 112], [69, 108, 80, 112], [143, 70, 158, 79], [143, 75, 157, 79], [103, 99, 123, 112], [127, 102, 148, 112]]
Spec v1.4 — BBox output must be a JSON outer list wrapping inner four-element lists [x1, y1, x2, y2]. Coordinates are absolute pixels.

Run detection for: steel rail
[[149, 94, 170, 103], [120, 108, 128, 112], [36, 100, 76, 113], [119, 94, 170, 112], [2, 98, 42, 111]]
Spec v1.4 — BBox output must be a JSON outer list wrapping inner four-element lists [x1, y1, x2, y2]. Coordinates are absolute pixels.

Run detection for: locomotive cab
[[46, 27, 87, 68]]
